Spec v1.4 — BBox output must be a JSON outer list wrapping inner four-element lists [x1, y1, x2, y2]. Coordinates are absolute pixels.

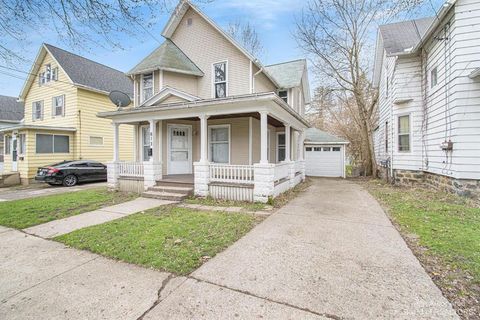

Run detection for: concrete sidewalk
[[24, 197, 173, 238]]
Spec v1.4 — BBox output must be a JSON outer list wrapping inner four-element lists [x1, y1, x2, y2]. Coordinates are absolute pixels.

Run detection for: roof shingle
[[45, 44, 133, 95], [379, 17, 434, 55], [305, 128, 348, 144], [264, 59, 306, 89], [0, 95, 24, 122]]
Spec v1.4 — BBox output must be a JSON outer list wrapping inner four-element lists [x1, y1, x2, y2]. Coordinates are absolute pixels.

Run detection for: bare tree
[[0, 0, 213, 64], [226, 20, 265, 58], [296, 0, 421, 176]]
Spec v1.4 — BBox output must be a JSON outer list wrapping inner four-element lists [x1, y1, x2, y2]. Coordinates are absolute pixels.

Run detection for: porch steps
[[142, 183, 194, 201]]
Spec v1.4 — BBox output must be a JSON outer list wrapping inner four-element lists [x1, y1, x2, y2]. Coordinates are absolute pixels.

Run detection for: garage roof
[[304, 128, 348, 144]]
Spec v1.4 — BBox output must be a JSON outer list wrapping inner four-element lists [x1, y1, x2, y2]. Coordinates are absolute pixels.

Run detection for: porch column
[[260, 111, 268, 164], [199, 114, 209, 163], [144, 120, 162, 190], [195, 114, 210, 197], [133, 124, 139, 161], [284, 124, 291, 162], [107, 122, 120, 190], [298, 129, 306, 181]]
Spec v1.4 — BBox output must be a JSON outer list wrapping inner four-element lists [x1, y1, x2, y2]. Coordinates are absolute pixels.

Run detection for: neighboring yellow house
[[1, 44, 133, 185]]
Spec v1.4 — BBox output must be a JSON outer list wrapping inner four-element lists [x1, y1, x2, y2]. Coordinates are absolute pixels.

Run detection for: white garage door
[[305, 145, 344, 177]]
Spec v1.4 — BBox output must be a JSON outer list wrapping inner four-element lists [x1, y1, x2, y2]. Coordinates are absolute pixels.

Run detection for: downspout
[[252, 67, 264, 94]]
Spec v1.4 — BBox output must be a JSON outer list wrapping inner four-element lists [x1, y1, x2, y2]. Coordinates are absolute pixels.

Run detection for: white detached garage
[[304, 128, 348, 178]]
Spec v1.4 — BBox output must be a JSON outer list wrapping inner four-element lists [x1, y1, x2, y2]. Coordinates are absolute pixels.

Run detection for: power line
[[0, 65, 76, 88]]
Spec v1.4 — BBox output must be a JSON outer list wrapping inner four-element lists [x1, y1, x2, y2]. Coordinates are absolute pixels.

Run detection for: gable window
[[32, 101, 43, 121], [398, 115, 410, 152], [213, 62, 227, 98], [278, 90, 288, 103], [431, 67, 438, 88], [52, 95, 65, 117], [142, 73, 153, 102], [38, 64, 58, 86], [277, 133, 286, 162], [209, 125, 230, 163], [36, 134, 70, 154]]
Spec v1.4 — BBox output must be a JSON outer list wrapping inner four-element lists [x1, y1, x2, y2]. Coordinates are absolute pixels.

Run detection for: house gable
[[142, 86, 200, 107]]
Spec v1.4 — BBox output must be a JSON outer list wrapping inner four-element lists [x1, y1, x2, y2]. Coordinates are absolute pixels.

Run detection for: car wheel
[[63, 174, 78, 187]]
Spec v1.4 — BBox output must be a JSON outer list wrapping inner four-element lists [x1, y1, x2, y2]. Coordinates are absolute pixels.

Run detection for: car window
[[71, 162, 89, 167], [88, 162, 105, 168]]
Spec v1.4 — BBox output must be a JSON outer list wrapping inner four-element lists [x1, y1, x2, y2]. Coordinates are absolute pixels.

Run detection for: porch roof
[[0, 124, 77, 133], [97, 92, 310, 128]]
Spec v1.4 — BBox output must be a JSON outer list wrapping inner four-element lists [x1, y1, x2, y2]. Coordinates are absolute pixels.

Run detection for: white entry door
[[168, 125, 192, 174], [11, 136, 18, 172]]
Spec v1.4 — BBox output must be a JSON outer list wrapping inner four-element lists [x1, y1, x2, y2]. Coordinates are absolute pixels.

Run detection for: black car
[[35, 160, 107, 187]]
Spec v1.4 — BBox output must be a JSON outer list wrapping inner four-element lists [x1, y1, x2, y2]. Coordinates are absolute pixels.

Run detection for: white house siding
[[375, 0, 480, 181]]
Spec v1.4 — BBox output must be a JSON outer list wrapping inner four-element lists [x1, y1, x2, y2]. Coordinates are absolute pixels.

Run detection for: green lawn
[[0, 188, 137, 229], [185, 196, 267, 211], [364, 180, 480, 283], [55, 206, 257, 275]]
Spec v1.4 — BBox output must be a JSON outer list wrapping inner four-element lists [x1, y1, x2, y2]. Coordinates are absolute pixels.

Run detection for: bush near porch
[[55, 206, 258, 275], [363, 179, 480, 318], [0, 188, 137, 229]]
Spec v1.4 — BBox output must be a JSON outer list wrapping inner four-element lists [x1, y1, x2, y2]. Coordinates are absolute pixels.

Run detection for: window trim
[[276, 132, 286, 163], [5, 135, 11, 155], [140, 125, 151, 161], [89, 136, 104, 147], [52, 95, 65, 118], [18, 134, 26, 155], [212, 60, 228, 99], [32, 101, 43, 121], [278, 90, 288, 104], [397, 114, 411, 153], [208, 124, 231, 164], [35, 133, 70, 154], [141, 72, 154, 103]]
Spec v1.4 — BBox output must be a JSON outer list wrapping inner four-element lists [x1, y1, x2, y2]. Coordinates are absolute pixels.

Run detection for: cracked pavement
[[0, 178, 459, 319]]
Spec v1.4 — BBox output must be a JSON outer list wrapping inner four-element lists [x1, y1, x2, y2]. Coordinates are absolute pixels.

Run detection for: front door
[[11, 136, 17, 172], [168, 125, 192, 174]]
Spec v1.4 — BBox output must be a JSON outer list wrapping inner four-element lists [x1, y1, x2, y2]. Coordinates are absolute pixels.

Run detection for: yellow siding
[[24, 53, 78, 128], [77, 89, 133, 162]]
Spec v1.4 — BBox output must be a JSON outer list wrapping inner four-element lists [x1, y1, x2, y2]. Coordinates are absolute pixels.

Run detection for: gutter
[[98, 92, 310, 127]]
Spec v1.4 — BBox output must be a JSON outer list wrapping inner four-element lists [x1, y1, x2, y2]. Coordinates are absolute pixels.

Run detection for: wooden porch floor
[[161, 174, 194, 184]]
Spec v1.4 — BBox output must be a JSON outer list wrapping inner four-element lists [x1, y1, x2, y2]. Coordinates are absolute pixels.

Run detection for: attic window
[[278, 90, 288, 103], [187, 18, 193, 26], [38, 64, 58, 86]]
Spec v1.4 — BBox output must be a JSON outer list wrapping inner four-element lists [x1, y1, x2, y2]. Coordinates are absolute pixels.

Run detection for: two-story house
[[100, 0, 312, 202], [373, 0, 480, 197], [0, 44, 134, 185]]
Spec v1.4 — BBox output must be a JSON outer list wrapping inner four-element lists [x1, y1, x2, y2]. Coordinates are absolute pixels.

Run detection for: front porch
[[102, 94, 308, 203]]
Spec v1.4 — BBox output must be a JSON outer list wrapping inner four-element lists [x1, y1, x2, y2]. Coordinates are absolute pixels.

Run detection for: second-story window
[[213, 62, 227, 98], [278, 90, 288, 103], [431, 67, 438, 88], [32, 101, 43, 121], [142, 73, 153, 102], [52, 95, 65, 117]]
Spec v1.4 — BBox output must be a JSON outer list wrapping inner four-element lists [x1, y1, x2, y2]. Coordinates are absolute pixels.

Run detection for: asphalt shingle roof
[[379, 17, 434, 55], [0, 95, 24, 122], [128, 39, 204, 76], [305, 128, 348, 144], [264, 59, 306, 89], [45, 44, 133, 95]]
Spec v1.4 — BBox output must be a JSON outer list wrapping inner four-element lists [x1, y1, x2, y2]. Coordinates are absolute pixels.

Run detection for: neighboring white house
[[99, 0, 312, 203], [373, 0, 480, 196], [0, 95, 24, 173]]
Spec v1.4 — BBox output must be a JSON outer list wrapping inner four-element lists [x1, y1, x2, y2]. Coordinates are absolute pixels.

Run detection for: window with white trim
[[32, 101, 43, 121], [213, 62, 227, 98], [5, 136, 11, 154], [142, 73, 153, 102], [277, 133, 286, 162], [89, 136, 104, 146], [52, 95, 65, 117], [38, 64, 58, 86], [36, 134, 69, 153], [398, 115, 410, 152], [18, 134, 26, 155], [278, 90, 288, 103], [209, 125, 230, 163]]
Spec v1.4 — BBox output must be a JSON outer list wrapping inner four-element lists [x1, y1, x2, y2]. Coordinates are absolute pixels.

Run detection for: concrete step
[[156, 181, 194, 189], [148, 185, 193, 195], [142, 191, 188, 201]]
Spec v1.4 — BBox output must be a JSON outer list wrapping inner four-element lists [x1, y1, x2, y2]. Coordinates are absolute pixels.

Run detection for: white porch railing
[[274, 162, 290, 182], [209, 164, 254, 184], [116, 161, 144, 178]]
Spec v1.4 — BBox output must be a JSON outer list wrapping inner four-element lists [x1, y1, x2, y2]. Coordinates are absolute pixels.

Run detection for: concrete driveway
[[0, 182, 106, 201], [0, 178, 459, 319]]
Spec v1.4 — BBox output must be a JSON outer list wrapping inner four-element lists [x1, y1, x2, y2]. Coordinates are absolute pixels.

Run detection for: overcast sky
[[0, 0, 442, 97]]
